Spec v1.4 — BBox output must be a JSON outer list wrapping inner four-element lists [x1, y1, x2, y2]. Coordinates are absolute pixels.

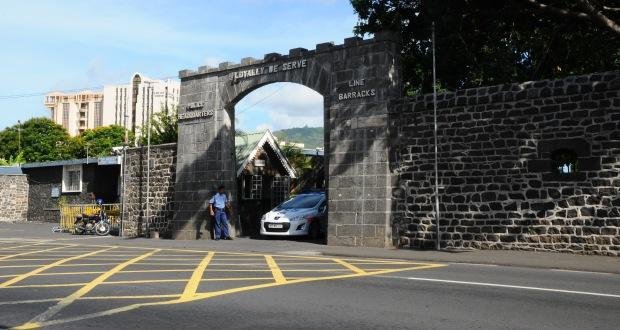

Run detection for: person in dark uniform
[[208, 185, 233, 240]]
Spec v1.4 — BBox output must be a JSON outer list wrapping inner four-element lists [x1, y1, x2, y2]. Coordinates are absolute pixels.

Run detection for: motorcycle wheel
[[73, 225, 84, 235], [95, 222, 111, 236]]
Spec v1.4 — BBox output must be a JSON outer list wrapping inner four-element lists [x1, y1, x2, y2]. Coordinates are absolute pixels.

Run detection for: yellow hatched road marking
[[0, 245, 74, 261], [22, 249, 160, 326], [0, 262, 122, 269], [25, 263, 448, 328], [0, 247, 116, 288], [181, 252, 214, 299], [3, 277, 278, 289], [265, 255, 286, 284], [2, 240, 448, 329], [333, 258, 367, 275], [82, 294, 181, 300], [0, 243, 44, 252]]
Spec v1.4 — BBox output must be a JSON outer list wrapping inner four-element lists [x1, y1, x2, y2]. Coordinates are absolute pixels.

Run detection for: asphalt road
[[0, 228, 618, 329]]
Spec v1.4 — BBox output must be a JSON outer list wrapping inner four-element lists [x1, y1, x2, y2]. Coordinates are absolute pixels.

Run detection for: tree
[[520, 0, 620, 36], [0, 151, 25, 166], [350, 0, 620, 95], [0, 118, 76, 162], [281, 144, 315, 193], [139, 106, 178, 145], [76, 125, 133, 158]]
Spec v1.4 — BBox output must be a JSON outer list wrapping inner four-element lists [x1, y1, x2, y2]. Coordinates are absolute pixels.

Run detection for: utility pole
[[121, 92, 130, 238], [432, 22, 441, 251], [17, 120, 21, 154], [145, 82, 153, 237]]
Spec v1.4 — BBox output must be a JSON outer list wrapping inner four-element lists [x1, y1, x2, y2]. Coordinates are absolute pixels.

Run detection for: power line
[[235, 84, 287, 116], [0, 75, 178, 100]]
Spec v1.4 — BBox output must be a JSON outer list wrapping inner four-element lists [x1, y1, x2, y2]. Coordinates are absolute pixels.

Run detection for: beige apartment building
[[44, 91, 104, 136], [44, 73, 180, 138]]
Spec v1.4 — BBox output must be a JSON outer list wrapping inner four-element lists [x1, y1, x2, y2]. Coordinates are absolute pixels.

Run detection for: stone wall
[[24, 164, 119, 223], [175, 32, 401, 246], [0, 175, 29, 222], [390, 71, 620, 256], [122, 144, 177, 237]]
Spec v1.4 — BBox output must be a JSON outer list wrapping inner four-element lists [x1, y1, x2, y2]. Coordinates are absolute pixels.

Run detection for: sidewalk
[[2, 222, 619, 274]]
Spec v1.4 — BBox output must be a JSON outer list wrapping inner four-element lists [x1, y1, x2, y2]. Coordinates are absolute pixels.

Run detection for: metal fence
[[59, 204, 121, 233]]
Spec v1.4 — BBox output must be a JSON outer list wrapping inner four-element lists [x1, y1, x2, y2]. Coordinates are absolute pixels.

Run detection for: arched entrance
[[171, 32, 402, 247]]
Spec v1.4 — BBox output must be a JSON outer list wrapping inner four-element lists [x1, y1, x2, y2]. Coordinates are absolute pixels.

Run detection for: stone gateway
[[172, 32, 402, 247], [157, 32, 619, 255]]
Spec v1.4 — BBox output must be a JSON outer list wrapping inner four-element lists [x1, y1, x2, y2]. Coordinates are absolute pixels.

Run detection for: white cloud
[[255, 123, 273, 131], [235, 83, 324, 131]]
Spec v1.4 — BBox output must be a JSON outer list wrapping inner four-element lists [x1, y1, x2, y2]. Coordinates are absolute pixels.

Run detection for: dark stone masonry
[[122, 144, 177, 238], [0, 175, 28, 222], [175, 32, 401, 245], [389, 71, 620, 256]]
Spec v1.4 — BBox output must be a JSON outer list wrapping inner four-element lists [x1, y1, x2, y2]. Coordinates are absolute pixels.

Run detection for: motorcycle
[[74, 199, 111, 236]]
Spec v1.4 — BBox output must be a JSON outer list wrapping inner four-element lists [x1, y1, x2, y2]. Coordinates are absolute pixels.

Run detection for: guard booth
[[235, 130, 296, 237]]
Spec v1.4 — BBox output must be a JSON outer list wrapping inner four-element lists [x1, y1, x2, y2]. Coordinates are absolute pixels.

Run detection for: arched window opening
[[551, 149, 579, 175]]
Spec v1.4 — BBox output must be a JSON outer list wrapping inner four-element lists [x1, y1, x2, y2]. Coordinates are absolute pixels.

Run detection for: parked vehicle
[[74, 199, 111, 236], [260, 191, 327, 238]]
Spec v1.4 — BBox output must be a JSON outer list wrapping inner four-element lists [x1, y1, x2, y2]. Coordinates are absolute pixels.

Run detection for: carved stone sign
[[230, 59, 308, 81], [338, 79, 376, 101], [178, 109, 214, 120]]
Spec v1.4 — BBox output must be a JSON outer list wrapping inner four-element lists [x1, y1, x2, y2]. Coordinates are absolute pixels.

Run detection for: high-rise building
[[44, 73, 180, 138], [44, 91, 104, 136], [102, 73, 180, 137]]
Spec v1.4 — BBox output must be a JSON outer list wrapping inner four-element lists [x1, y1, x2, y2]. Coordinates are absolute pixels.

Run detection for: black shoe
[[214, 238, 220, 241], [224, 237, 233, 240]]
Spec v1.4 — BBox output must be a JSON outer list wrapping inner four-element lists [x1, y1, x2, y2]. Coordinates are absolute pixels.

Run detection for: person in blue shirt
[[208, 185, 232, 240]]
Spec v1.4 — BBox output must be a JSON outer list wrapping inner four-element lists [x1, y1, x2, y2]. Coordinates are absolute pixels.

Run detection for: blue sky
[[0, 0, 359, 131]]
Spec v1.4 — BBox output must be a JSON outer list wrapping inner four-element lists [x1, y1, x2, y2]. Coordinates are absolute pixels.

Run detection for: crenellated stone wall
[[390, 71, 620, 256], [0, 175, 29, 222], [122, 144, 177, 237]]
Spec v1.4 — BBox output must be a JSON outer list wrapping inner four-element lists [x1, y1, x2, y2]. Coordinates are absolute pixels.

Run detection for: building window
[[62, 165, 82, 193], [62, 103, 70, 128], [551, 149, 578, 175], [242, 175, 263, 200], [272, 176, 290, 206], [94, 101, 103, 127]]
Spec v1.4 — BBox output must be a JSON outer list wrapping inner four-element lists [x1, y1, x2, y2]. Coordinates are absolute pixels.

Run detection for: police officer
[[208, 185, 233, 240]]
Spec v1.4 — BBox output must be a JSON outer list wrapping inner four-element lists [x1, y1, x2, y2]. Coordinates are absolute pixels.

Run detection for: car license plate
[[268, 223, 283, 229]]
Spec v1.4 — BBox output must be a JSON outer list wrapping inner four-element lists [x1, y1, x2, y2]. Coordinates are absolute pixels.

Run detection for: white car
[[260, 192, 327, 238]]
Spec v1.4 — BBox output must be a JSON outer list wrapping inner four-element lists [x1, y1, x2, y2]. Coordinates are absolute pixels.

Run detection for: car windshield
[[278, 194, 323, 210]]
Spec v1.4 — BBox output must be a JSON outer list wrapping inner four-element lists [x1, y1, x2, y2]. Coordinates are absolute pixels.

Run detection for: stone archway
[[171, 31, 402, 248]]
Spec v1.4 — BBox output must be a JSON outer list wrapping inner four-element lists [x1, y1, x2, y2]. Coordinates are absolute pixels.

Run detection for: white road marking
[[447, 262, 499, 267], [549, 268, 615, 276], [378, 275, 620, 298]]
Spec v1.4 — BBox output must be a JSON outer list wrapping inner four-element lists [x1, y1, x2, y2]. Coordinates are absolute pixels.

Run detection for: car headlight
[[261, 215, 266, 221]]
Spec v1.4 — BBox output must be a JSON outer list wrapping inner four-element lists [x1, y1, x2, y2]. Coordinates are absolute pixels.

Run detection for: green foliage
[[281, 144, 317, 194], [273, 126, 324, 149], [350, 0, 620, 94], [139, 106, 178, 145], [0, 151, 25, 166], [76, 125, 133, 158], [0, 118, 76, 162]]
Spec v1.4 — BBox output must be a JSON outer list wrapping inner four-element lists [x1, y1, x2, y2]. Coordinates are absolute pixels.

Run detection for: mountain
[[273, 126, 324, 149]]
